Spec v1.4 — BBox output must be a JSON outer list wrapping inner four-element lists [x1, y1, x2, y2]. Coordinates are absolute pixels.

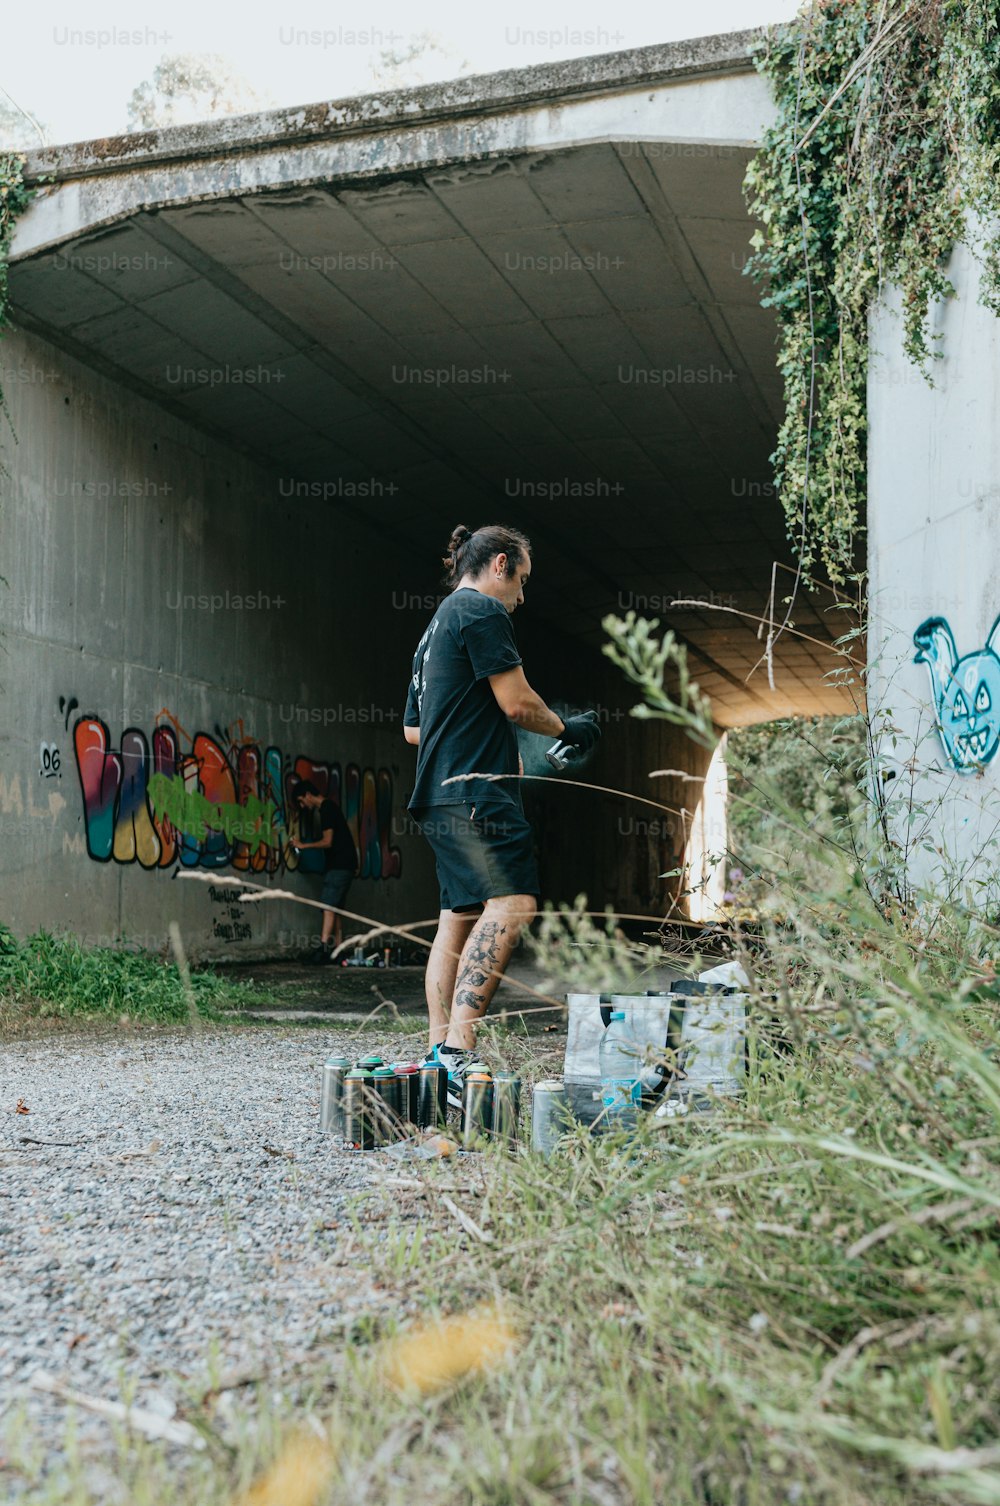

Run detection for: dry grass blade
[[30, 1369, 205, 1449], [814, 1320, 917, 1402], [168, 920, 201, 1034], [440, 1193, 493, 1244], [845, 1195, 978, 1259], [351, 1420, 422, 1504]]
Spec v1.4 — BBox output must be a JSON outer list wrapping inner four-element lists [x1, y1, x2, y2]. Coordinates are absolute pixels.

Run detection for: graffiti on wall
[[208, 884, 253, 943], [34, 698, 78, 785], [70, 706, 402, 879], [914, 616, 1000, 774]]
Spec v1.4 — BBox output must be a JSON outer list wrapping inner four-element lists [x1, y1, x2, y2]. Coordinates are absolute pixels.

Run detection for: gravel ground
[[0, 1021, 461, 1500], [0, 946, 624, 1499]]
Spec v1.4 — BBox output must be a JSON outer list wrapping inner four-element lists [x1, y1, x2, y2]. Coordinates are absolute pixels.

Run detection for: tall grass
[[310, 854, 1000, 1505], [0, 926, 263, 1022]]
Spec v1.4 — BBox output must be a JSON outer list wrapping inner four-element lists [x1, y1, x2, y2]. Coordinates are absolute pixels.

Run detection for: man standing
[[292, 781, 357, 963], [403, 523, 601, 1104]]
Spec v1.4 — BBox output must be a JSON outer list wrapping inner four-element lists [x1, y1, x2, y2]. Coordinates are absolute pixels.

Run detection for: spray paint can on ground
[[371, 1065, 402, 1144], [491, 1073, 522, 1148], [392, 1063, 420, 1129], [417, 1061, 448, 1129], [461, 1065, 494, 1149], [319, 1054, 351, 1134], [530, 1080, 572, 1156], [343, 1068, 376, 1150]]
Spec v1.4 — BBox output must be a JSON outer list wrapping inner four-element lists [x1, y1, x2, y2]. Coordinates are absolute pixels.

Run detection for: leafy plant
[[603, 611, 717, 748], [745, 0, 1000, 582], [727, 713, 868, 911]]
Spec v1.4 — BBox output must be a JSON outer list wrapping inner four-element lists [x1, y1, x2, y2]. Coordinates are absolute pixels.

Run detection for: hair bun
[[446, 524, 472, 559]]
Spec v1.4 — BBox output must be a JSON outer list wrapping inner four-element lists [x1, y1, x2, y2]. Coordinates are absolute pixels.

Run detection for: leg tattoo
[[453, 919, 506, 1015]]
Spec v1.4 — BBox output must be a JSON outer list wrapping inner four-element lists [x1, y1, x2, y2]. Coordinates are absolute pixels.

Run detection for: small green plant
[[726, 713, 868, 914], [603, 610, 716, 748], [0, 926, 264, 1023], [526, 893, 649, 997]]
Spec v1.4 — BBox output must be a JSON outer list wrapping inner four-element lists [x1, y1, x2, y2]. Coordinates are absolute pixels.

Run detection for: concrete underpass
[[0, 30, 854, 956]]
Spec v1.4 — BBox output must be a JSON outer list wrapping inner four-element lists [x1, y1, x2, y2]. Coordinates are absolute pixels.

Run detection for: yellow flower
[[232, 1428, 336, 1506], [381, 1309, 519, 1396]]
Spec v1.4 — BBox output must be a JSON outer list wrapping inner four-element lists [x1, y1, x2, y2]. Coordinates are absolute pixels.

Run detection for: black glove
[[559, 710, 602, 753]]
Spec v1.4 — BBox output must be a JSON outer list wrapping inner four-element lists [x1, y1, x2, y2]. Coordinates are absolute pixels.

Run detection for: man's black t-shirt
[[404, 588, 522, 809], [318, 798, 357, 872]]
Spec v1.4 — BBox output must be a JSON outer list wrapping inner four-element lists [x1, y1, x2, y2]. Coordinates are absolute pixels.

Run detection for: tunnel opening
[[4, 88, 856, 954]]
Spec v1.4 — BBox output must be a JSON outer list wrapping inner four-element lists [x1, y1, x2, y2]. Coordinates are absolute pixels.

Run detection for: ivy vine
[[745, 1, 1000, 584], [0, 151, 35, 457]]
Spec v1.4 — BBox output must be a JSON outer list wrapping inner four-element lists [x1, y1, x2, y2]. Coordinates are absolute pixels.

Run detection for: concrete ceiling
[[11, 134, 851, 726]]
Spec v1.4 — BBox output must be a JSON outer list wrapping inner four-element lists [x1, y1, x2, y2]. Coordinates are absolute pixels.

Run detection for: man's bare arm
[[404, 725, 420, 746], [488, 666, 564, 738]]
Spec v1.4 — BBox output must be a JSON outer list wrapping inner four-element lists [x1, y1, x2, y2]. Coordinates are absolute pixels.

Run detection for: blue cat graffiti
[[913, 617, 1000, 773]]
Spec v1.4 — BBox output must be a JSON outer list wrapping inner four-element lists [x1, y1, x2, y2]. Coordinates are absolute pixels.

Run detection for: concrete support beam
[[13, 36, 774, 258], [868, 230, 1000, 900]]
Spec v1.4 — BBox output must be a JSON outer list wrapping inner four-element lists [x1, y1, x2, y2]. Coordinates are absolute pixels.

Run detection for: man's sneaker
[[305, 943, 332, 966], [421, 1043, 472, 1111]]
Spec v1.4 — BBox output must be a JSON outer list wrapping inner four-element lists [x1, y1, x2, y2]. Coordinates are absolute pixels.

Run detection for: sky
[[3, 0, 803, 147]]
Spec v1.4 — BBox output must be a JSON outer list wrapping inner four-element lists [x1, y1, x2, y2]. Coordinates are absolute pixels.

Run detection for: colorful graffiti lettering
[[71, 711, 402, 879], [914, 616, 1000, 775]]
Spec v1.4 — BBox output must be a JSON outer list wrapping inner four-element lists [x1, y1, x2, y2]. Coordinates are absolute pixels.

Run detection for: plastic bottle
[[598, 1010, 642, 1125]]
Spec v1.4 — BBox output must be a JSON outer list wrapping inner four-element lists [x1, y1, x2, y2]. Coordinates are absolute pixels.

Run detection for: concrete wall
[[868, 233, 1000, 902], [0, 325, 705, 954], [0, 324, 435, 958]]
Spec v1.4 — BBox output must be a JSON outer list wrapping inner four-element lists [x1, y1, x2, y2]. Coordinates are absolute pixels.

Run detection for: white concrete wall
[[868, 233, 1000, 901], [684, 737, 729, 921]]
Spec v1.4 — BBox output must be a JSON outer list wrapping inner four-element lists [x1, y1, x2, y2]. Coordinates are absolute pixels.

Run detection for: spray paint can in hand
[[319, 1054, 351, 1134], [343, 1068, 376, 1150], [392, 1063, 420, 1129], [545, 710, 601, 771], [530, 1079, 572, 1156], [417, 1061, 449, 1129], [461, 1065, 494, 1149]]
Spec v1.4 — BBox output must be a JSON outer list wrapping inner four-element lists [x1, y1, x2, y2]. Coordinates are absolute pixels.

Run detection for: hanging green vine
[[0, 151, 35, 455], [745, 1, 1000, 584]]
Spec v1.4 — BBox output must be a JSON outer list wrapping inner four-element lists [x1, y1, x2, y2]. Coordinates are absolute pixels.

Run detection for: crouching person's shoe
[[420, 1043, 473, 1111]]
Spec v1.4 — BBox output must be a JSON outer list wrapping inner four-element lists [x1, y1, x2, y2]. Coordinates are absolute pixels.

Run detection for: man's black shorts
[[411, 798, 540, 912], [320, 868, 353, 909]]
